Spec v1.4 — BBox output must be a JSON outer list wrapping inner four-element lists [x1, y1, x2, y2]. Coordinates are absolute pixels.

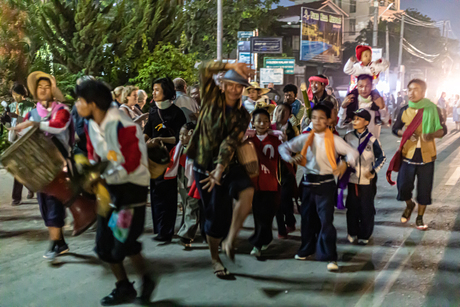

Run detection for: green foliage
[[21, 0, 185, 87], [130, 42, 198, 91], [183, 0, 280, 60]]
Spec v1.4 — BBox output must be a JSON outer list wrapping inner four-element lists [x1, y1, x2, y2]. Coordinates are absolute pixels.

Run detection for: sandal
[[416, 216, 428, 230], [213, 262, 231, 279], [401, 201, 416, 223]]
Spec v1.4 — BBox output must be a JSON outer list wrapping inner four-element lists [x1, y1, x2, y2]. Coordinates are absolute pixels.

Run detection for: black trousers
[[298, 175, 337, 261], [249, 191, 279, 249], [194, 163, 253, 239], [150, 176, 178, 240], [275, 172, 296, 235], [346, 183, 375, 240], [12, 179, 32, 202], [397, 161, 434, 205]]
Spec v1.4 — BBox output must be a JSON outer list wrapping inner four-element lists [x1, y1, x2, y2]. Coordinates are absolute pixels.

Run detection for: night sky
[[278, 0, 459, 39]]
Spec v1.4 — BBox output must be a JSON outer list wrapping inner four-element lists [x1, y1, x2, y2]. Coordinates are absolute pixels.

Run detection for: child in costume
[[343, 109, 386, 245], [75, 79, 155, 306], [164, 122, 201, 248], [271, 103, 298, 238], [247, 108, 282, 257], [343, 45, 389, 125], [279, 105, 358, 271]]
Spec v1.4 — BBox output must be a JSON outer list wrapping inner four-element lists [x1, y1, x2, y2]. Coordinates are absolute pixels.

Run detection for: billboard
[[300, 8, 342, 63], [250, 37, 283, 54]]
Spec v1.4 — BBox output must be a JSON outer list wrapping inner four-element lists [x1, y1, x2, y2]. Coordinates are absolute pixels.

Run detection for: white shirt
[[174, 92, 199, 123], [279, 131, 358, 176]]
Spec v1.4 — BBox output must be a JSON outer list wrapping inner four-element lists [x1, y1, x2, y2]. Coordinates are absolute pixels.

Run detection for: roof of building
[[274, 0, 349, 21]]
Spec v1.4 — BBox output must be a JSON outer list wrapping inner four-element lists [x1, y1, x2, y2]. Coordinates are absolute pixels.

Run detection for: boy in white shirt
[[279, 105, 358, 271]]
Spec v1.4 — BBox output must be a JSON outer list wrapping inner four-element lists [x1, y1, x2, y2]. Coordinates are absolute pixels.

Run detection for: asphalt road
[[1, 120, 460, 307]]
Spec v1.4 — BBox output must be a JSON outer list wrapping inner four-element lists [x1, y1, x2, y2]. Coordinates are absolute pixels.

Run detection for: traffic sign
[[264, 57, 295, 75]]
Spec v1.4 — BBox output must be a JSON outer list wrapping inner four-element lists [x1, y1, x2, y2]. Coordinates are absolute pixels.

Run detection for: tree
[[23, 0, 185, 85], [183, 0, 280, 60], [0, 0, 30, 95], [130, 42, 198, 91]]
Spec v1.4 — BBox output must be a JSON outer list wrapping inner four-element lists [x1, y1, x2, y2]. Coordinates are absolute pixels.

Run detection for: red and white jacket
[[85, 107, 150, 187], [248, 134, 282, 192], [25, 102, 73, 155], [164, 141, 194, 187]]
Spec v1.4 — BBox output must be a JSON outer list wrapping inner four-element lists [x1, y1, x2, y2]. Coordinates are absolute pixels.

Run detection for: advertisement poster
[[300, 7, 342, 63], [260, 68, 284, 85]]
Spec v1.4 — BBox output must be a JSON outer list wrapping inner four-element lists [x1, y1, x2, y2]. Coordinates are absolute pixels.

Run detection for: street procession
[[1, 0, 460, 306]]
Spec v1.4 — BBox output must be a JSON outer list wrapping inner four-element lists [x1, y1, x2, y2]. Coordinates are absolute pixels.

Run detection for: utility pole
[[217, 0, 223, 61], [386, 24, 390, 92], [398, 13, 405, 92], [372, 0, 379, 47]]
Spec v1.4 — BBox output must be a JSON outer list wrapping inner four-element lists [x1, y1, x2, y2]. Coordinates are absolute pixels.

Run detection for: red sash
[[386, 110, 423, 185]]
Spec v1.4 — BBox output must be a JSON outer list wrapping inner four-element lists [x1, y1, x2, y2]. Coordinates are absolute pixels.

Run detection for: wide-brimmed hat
[[255, 97, 276, 114], [221, 69, 251, 87], [27, 71, 65, 102], [243, 81, 270, 97]]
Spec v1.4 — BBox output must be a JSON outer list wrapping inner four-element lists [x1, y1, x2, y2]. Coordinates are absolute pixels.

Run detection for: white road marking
[[446, 167, 460, 186]]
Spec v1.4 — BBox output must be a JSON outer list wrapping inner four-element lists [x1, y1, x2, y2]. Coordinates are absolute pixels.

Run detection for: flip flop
[[213, 263, 231, 280]]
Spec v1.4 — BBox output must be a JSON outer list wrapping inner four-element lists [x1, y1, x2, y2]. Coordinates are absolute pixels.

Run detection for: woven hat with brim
[[27, 71, 65, 102], [243, 81, 270, 97], [221, 69, 251, 88]]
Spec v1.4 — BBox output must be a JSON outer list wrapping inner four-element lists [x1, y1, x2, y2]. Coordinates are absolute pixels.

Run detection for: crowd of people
[[2, 50, 449, 305]]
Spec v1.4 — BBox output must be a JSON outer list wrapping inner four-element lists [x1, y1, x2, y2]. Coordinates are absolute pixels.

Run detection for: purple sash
[[336, 132, 372, 209]]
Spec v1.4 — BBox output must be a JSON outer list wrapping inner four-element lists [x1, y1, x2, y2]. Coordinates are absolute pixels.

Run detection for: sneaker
[[347, 235, 357, 243], [327, 262, 339, 271], [416, 216, 428, 230], [278, 234, 288, 240], [101, 281, 137, 306], [43, 241, 69, 259], [56, 242, 69, 255], [27, 191, 34, 199], [250, 247, 261, 257], [261, 245, 269, 251], [358, 239, 369, 245], [286, 225, 296, 233], [137, 275, 156, 304], [294, 254, 307, 260]]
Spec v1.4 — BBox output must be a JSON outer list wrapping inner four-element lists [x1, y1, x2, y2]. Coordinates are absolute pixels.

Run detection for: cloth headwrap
[[408, 98, 443, 135], [299, 129, 336, 170], [307, 76, 329, 101]]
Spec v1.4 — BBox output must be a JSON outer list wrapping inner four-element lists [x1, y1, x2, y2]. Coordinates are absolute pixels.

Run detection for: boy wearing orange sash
[[279, 105, 358, 271]]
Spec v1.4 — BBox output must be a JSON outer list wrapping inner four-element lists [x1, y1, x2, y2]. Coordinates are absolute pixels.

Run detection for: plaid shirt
[[186, 61, 251, 170]]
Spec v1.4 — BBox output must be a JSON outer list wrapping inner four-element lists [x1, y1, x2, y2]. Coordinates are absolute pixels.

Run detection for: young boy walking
[[247, 109, 282, 257], [164, 122, 201, 248], [343, 109, 386, 244], [74, 79, 155, 306], [279, 105, 358, 271]]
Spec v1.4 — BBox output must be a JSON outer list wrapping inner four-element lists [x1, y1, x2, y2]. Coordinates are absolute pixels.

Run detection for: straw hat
[[27, 71, 65, 102], [243, 82, 270, 97]]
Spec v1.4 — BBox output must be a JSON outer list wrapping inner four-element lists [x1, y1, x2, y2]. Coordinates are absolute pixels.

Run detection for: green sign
[[264, 57, 295, 74]]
